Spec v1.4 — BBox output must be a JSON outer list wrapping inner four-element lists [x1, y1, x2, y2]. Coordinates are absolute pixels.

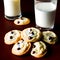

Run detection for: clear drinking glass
[[3, 0, 22, 20], [34, 0, 58, 30]]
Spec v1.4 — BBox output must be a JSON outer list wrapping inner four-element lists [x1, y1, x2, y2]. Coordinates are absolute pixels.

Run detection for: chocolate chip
[[10, 36, 13, 39], [22, 39, 24, 41], [30, 29, 32, 31], [17, 48, 21, 50], [32, 32, 34, 35], [32, 51, 35, 54], [17, 42, 20, 44], [49, 37, 54, 40], [29, 30, 34, 35], [11, 31, 14, 34], [17, 21, 20, 24], [29, 36, 33, 39]]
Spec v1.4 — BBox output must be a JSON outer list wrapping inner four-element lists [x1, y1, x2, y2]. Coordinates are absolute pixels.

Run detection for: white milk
[[35, 2, 56, 28], [4, 0, 21, 16]]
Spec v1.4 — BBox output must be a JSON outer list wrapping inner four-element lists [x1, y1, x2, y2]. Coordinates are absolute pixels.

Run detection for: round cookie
[[4, 30, 21, 45], [42, 31, 57, 44], [12, 39, 31, 56], [21, 27, 41, 42], [31, 41, 47, 58], [14, 17, 30, 25]]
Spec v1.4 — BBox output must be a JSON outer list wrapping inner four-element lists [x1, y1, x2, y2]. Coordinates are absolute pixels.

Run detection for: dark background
[[0, 0, 60, 60], [0, 0, 60, 25]]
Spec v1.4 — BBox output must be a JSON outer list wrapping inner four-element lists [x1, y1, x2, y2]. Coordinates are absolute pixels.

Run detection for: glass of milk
[[34, 0, 57, 30], [3, 0, 21, 20]]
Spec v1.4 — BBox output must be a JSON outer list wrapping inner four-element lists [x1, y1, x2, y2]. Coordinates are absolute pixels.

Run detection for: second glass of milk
[[34, 0, 57, 30], [3, 0, 21, 20]]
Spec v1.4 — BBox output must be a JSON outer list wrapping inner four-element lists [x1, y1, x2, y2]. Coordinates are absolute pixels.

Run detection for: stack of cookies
[[4, 27, 57, 58]]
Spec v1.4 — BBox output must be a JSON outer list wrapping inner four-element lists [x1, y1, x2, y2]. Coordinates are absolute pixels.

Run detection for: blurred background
[[0, 0, 60, 26]]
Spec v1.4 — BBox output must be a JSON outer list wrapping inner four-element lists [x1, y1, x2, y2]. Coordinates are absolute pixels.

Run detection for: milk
[[4, 0, 21, 17], [35, 2, 56, 29]]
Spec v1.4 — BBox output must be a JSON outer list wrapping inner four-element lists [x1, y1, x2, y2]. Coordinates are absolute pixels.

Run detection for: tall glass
[[3, 0, 22, 20], [34, 0, 57, 30]]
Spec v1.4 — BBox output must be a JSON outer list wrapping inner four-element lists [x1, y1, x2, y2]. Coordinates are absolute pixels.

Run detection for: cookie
[[42, 31, 57, 44], [21, 27, 41, 42], [4, 30, 21, 45], [14, 17, 30, 25], [31, 41, 47, 58], [12, 39, 31, 56]]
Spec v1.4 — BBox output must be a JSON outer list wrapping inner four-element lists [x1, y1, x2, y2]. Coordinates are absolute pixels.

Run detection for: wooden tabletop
[[0, 0, 60, 60]]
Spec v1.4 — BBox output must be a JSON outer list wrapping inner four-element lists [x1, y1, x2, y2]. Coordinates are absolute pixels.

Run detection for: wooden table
[[0, 0, 60, 60]]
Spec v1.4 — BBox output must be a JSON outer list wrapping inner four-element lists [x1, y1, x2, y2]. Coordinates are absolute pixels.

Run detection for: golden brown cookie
[[4, 30, 21, 45], [12, 40, 31, 56], [21, 27, 41, 42], [14, 17, 30, 25], [42, 31, 57, 44], [31, 41, 47, 58]]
